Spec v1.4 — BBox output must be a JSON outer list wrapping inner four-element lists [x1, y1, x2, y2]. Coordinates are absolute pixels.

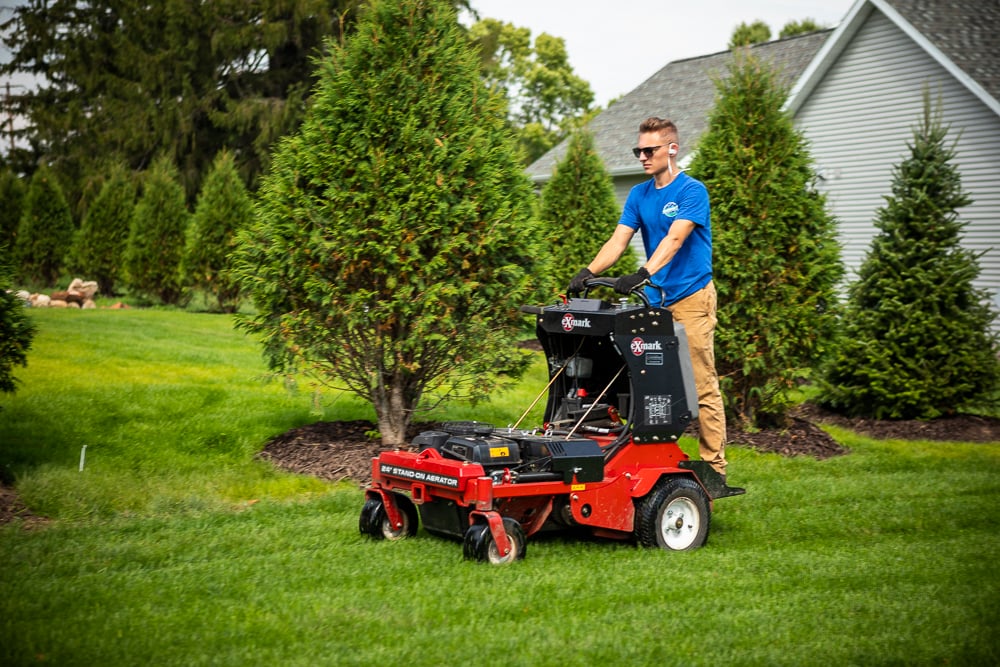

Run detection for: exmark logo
[[631, 337, 662, 356], [561, 313, 591, 331]]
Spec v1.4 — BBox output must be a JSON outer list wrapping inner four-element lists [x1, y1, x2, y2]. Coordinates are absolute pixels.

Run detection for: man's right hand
[[567, 267, 594, 294]]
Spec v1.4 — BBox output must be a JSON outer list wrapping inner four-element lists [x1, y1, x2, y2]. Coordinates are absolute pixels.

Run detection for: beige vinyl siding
[[794, 9, 1000, 315]]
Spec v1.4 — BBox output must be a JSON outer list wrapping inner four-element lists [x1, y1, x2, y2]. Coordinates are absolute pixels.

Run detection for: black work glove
[[567, 267, 594, 294], [613, 267, 650, 294]]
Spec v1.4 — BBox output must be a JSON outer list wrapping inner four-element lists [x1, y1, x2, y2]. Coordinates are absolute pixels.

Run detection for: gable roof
[[786, 0, 1000, 117], [525, 30, 832, 183]]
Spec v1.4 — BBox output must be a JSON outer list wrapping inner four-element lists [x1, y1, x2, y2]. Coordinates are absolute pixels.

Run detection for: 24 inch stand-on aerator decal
[[379, 464, 461, 488]]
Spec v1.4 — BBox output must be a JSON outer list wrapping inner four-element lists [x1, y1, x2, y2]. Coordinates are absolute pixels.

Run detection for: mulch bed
[[5, 404, 999, 527], [253, 403, 1000, 487]]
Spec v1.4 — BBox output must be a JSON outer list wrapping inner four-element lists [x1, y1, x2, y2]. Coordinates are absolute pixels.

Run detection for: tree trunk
[[374, 376, 412, 447]]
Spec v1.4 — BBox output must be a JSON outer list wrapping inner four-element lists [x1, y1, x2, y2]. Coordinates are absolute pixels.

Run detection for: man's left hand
[[613, 267, 650, 294]]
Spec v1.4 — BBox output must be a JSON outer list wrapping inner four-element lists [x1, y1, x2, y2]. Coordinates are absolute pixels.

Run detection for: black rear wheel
[[636, 477, 710, 551]]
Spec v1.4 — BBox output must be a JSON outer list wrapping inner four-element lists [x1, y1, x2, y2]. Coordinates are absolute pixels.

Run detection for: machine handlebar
[[579, 277, 667, 308]]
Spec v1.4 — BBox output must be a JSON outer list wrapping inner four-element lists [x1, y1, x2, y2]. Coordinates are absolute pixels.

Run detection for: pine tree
[[183, 151, 252, 312], [687, 52, 843, 427], [1, 0, 366, 205], [68, 164, 136, 297], [123, 157, 189, 305], [0, 169, 26, 249], [14, 165, 74, 287], [819, 96, 999, 419], [233, 0, 550, 446], [540, 130, 635, 289]]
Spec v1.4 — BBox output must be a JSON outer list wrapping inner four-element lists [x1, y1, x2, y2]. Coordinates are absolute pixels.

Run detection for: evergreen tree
[[234, 0, 550, 446], [819, 96, 999, 419], [539, 130, 635, 290], [14, 165, 74, 287], [0, 247, 36, 396], [123, 157, 189, 305], [0, 0, 366, 205], [68, 164, 136, 297], [687, 52, 843, 428], [183, 151, 253, 313], [0, 169, 26, 249]]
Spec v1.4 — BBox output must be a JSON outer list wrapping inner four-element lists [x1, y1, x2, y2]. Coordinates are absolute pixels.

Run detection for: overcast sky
[[465, 0, 857, 107]]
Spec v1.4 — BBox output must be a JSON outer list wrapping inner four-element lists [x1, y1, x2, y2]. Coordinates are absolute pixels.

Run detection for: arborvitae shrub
[[183, 151, 252, 312], [818, 97, 999, 419], [0, 170, 26, 250], [14, 165, 75, 287], [687, 52, 843, 428], [69, 164, 136, 297], [233, 0, 550, 445], [124, 157, 189, 305], [540, 130, 636, 289]]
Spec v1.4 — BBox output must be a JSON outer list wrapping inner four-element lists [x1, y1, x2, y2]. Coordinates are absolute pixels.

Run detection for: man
[[568, 116, 727, 479]]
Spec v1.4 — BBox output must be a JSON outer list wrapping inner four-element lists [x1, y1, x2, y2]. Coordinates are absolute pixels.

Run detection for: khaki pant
[[667, 281, 727, 475]]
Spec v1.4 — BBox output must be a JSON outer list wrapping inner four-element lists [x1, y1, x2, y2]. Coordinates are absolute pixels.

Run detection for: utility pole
[[5, 81, 12, 155], [3, 82, 26, 156]]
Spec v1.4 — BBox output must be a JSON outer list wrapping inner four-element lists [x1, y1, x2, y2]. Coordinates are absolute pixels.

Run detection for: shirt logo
[[662, 202, 679, 217]]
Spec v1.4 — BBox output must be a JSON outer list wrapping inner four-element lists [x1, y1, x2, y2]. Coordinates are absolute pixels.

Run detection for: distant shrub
[[124, 157, 189, 305], [183, 151, 252, 312], [68, 163, 136, 297], [14, 165, 74, 287]]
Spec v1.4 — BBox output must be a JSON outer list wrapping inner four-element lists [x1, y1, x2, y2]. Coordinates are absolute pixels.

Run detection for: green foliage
[[0, 251, 35, 395], [819, 96, 1000, 419], [0, 307, 998, 665], [539, 130, 635, 288], [67, 163, 136, 297], [729, 20, 771, 48], [469, 18, 594, 163], [688, 53, 843, 427], [0, 169, 26, 248], [780, 19, 826, 38], [235, 0, 551, 445], [183, 151, 253, 313], [0, 0, 364, 205], [124, 157, 189, 305], [13, 165, 74, 287]]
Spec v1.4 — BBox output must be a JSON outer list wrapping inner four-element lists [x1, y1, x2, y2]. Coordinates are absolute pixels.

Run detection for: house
[[526, 0, 1000, 315]]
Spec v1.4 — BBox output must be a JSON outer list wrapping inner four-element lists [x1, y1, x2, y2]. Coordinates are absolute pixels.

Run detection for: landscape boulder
[[67, 278, 99, 301]]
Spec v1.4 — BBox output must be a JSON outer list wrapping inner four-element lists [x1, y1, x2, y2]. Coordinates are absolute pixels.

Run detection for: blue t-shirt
[[617, 172, 712, 306]]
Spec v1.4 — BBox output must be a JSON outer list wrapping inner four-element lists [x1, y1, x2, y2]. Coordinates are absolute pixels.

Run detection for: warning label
[[643, 395, 673, 426]]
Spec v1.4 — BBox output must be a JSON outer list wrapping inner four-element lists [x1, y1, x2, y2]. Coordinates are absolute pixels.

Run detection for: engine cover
[[439, 435, 521, 467]]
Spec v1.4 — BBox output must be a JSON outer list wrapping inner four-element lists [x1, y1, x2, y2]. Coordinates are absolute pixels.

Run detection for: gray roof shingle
[[885, 0, 1000, 101]]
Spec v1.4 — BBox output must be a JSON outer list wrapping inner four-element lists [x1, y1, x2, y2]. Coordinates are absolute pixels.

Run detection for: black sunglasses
[[632, 145, 663, 159]]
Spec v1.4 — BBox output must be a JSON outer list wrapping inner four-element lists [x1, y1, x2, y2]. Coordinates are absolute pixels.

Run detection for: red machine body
[[360, 282, 743, 563]]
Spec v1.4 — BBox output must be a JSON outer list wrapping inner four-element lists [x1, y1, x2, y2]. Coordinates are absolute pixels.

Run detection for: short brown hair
[[638, 117, 678, 142]]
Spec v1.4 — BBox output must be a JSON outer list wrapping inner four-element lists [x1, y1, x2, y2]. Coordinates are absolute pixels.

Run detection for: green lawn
[[1, 308, 998, 666]]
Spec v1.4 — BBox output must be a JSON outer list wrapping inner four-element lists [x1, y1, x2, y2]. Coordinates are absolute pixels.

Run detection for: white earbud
[[668, 144, 678, 156]]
